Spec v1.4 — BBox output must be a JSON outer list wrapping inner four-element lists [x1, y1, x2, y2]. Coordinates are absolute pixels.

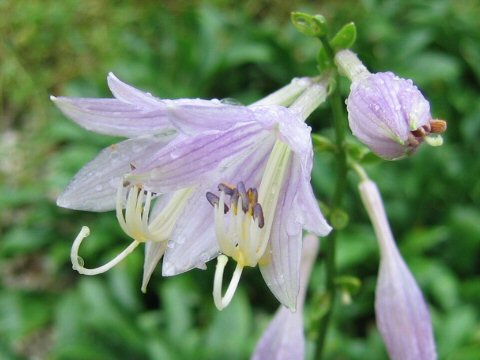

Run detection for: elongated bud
[[251, 234, 319, 360], [359, 180, 437, 360], [336, 50, 446, 160]]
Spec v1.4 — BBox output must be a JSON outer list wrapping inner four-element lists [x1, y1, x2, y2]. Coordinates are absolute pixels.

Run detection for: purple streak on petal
[[163, 136, 276, 275], [51, 96, 176, 138], [161, 187, 218, 276], [251, 234, 319, 360], [359, 180, 436, 360], [133, 122, 271, 193], [259, 157, 302, 310], [165, 98, 257, 135], [266, 105, 331, 236], [57, 134, 176, 211]]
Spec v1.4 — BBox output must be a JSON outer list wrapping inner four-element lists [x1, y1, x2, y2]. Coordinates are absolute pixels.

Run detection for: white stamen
[[213, 255, 244, 310], [211, 141, 292, 308], [71, 183, 193, 277], [70, 226, 140, 275]]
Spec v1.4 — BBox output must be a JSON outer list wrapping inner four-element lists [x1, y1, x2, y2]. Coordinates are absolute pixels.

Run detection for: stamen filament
[[71, 226, 141, 275], [142, 190, 153, 229], [215, 192, 234, 255], [213, 254, 244, 310], [116, 181, 129, 233]]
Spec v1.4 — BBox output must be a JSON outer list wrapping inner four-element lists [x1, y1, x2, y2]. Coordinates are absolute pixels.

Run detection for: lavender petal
[[133, 122, 273, 193], [259, 158, 302, 310], [57, 133, 175, 211]]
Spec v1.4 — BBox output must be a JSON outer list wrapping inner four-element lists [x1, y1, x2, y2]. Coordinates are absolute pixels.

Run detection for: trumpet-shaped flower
[[251, 233, 319, 360], [335, 50, 446, 160], [53, 73, 330, 306], [359, 179, 436, 360], [128, 82, 331, 310]]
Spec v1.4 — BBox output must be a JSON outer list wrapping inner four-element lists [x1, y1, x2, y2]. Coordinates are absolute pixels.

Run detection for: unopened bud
[[336, 50, 446, 160]]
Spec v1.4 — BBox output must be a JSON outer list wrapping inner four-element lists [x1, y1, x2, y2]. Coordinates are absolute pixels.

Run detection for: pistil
[[70, 181, 192, 275]]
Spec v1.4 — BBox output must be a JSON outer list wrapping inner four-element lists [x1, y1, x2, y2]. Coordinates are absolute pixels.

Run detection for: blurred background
[[1, 0, 479, 359]]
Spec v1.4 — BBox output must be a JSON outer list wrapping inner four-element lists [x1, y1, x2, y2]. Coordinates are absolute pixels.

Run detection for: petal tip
[[161, 261, 175, 277], [56, 194, 69, 208]]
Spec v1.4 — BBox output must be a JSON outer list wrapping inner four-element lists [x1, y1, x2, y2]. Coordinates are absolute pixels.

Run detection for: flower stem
[[314, 37, 349, 359]]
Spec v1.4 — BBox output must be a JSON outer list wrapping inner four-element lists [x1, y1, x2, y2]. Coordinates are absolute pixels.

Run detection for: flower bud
[[335, 50, 446, 160], [359, 179, 437, 360], [251, 234, 319, 360]]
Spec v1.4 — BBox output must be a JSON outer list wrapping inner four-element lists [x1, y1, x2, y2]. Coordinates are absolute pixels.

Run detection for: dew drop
[[169, 147, 181, 159], [95, 184, 103, 192], [176, 236, 186, 245], [167, 240, 175, 249], [286, 219, 300, 236]]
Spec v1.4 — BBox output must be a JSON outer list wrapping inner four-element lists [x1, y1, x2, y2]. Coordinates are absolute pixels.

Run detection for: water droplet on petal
[[170, 147, 181, 159], [176, 236, 186, 245], [167, 240, 175, 249], [95, 184, 103, 191]]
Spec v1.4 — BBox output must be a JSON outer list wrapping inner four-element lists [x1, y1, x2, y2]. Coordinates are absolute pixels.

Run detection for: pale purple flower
[[335, 50, 446, 160], [52, 74, 331, 308], [251, 233, 319, 360], [358, 179, 436, 360], [129, 82, 332, 310]]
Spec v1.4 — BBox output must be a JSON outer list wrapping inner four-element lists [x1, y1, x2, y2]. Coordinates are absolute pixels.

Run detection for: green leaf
[[290, 12, 328, 37], [330, 22, 357, 51]]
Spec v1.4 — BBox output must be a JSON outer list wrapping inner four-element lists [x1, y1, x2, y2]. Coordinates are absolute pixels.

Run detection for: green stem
[[314, 37, 349, 359]]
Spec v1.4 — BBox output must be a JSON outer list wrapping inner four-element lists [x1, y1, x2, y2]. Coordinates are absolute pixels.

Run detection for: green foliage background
[[1, 0, 479, 359]]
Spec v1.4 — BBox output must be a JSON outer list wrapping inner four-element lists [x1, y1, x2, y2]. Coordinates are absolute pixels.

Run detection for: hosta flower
[[335, 49, 446, 160], [52, 73, 331, 307], [251, 233, 319, 360], [359, 179, 436, 360], [128, 82, 331, 310]]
